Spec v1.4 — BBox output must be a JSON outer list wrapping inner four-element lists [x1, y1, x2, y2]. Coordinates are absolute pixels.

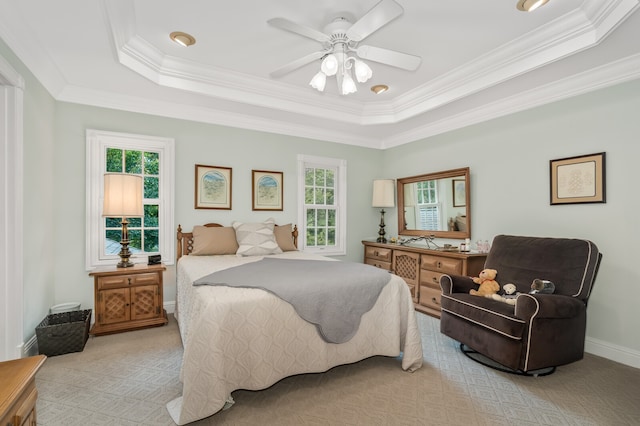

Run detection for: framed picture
[[252, 170, 283, 211], [452, 179, 466, 207], [195, 164, 232, 209], [550, 152, 606, 205]]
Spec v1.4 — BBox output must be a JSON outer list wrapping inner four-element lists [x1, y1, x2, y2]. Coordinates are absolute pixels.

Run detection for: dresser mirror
[[397, 167, 471, 239]]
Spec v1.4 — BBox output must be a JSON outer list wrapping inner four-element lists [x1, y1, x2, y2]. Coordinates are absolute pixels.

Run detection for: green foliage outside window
[[104, 147, 161, 255]]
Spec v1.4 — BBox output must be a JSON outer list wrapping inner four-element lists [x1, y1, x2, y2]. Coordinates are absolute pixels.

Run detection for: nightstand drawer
[[98, 272, 159, 290], [365, 246, 392, 262], [420, 255, 462, 274]]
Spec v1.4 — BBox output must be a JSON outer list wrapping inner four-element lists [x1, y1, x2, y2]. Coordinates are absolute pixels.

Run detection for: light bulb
[[353, 60, 372, 83], [321, 54, 338, 76], [341, 72, 357, 95], [309, 71, 326, 91]]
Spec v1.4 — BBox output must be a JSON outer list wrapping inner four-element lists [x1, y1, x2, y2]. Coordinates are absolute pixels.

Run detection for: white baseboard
[[22, 334, 38, 358], [585, 337, 640, 369], [164, 300, 176, 314]]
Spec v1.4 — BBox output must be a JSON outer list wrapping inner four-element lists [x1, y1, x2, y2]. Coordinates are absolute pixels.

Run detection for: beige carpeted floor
[[36, 313, 640, 425]]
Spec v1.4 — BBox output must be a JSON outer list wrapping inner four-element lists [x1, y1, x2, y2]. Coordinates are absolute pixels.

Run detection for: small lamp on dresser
[[372, 179, 395, 243], [103, 173, 143, 268]]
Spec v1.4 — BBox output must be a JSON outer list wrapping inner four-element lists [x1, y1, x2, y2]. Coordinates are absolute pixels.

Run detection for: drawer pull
[[128, 278, 132, 285], [432, 297, 440, 306]]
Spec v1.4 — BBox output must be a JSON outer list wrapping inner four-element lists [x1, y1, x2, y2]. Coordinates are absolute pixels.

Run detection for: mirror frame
[[397, 167, 471, 240]]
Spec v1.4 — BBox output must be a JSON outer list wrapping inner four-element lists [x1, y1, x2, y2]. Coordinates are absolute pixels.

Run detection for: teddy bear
[[491, 283, 519, 305], [470, 268, 500, 297]]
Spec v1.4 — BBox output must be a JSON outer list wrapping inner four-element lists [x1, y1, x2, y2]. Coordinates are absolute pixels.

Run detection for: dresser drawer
[[365, 246, 392, 262], [419, 284, 442, 311], [420, 255, 462, 274], [365, 258, 392, 271], [419, 269, 444, 287], [98, 272, 159, 290]]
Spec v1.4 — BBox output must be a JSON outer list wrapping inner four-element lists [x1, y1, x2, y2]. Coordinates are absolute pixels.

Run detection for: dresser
[[363, 241, 487, 317], [0, 355, 46, 426], [89, 263, 168, 336]]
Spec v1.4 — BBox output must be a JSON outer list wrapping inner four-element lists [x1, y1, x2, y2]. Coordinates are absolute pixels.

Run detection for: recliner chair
[[440, 234, 602, 375]]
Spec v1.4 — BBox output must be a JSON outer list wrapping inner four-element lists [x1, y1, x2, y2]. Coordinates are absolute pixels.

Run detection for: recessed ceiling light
[[517, 0, 550, 12], [371, 85, 389, 94], [170, 31, 196, 47]]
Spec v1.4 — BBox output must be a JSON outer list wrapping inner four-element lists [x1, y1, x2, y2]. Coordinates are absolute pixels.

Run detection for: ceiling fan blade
[[346, 0, 403, 42], [270, 50, 327, 78], [356, 45, 421, 71], [268, 18, 331, 43]]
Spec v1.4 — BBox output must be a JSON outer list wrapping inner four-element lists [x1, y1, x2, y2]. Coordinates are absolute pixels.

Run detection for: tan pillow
[[274, 224, 297, 252], [191, 226, 239, 255]]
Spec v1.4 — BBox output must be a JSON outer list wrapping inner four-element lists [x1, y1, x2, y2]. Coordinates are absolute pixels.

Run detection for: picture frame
[[195, 164, 232, 210], [550, 152, 606, 205], [252, 170, 283, 211], [452, 179, 466, 207]]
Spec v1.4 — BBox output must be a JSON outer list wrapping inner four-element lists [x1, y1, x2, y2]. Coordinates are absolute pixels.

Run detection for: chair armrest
[[515, 294, 585, 320], [440, 274, 476, 294]]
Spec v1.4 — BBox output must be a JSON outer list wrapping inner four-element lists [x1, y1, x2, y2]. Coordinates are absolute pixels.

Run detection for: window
[[297, 155, 347, 256], [86, 130, 175, 269], [415, 180, 442, 230]]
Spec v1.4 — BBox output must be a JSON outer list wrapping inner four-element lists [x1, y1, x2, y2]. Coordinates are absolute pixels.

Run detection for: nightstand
[[89, 263, 168, 336]]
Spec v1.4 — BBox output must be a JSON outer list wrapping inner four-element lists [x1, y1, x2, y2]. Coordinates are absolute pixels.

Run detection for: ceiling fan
[[268, 0, 421, 95]]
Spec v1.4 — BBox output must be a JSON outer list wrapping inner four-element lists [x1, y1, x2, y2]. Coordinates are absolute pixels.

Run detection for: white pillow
[[232, 218, 283, 256]]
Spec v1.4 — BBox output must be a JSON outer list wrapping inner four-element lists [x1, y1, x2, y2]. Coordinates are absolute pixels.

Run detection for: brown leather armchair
[[440, 235, 602, 375]]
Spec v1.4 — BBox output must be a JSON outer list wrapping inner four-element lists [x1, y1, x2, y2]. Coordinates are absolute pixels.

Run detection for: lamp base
[[376, 209, 387, 243], [117, 218, 135, 268]]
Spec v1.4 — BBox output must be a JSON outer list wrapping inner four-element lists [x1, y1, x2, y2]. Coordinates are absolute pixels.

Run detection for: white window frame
[[297, 154, 347, 256], [86, 129, 175, 269]]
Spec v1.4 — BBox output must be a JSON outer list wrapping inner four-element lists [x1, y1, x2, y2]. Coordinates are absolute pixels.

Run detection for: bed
[[167, 222, 423, 425]]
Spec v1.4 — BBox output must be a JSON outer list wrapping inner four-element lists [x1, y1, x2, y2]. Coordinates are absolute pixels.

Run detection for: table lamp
[[103, 173, 143, 267], [372, 179, 395, 243]]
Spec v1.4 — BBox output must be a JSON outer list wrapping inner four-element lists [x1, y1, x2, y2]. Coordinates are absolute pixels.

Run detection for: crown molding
[[382, 52, 640, 149]]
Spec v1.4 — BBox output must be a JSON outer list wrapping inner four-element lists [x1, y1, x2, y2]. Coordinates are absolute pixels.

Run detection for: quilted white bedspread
[[166, 251, 423, 425]]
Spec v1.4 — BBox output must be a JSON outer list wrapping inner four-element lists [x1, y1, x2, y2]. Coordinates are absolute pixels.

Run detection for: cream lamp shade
[[372, 179, 395, 208], [103, 173, 143, 217]]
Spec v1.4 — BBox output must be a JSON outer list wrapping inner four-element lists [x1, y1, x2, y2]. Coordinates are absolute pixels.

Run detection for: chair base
[[460, 344, 556, 377]]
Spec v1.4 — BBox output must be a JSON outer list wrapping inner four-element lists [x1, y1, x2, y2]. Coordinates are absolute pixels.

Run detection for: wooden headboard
[[176, 223, 299, 261]]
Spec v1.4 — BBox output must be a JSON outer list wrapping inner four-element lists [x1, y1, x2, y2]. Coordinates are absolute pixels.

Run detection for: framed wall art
[[195, 164, 232, 209], [550, 152, 606, 205], [252, 170, 283, 211], [452, 179, 466, 207]]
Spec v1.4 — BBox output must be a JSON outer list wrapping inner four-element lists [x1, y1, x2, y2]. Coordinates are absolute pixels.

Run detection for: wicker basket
[[36, 309, 92, 356]]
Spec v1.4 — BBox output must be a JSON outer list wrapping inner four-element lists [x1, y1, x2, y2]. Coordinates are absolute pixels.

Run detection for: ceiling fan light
[[341, 72, 357, 95], [517, 0, 550, 12], [321, 54, 338, 76], [309, 71, 327, 91], [354, 60, 373, 83]]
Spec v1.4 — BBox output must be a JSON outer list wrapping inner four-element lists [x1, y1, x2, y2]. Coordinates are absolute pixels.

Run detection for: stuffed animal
[[491, 283, 519, 305], [530, 279, 555, 294], [470, 268, 500, 297]]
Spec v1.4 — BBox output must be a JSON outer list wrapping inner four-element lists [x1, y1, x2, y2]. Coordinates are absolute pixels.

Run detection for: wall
[[383, 79, 640, 367], [53, 102, 384, 312]]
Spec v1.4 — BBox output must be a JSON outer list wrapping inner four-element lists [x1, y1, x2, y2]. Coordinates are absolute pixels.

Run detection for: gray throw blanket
[[193, 258, 391, 343]]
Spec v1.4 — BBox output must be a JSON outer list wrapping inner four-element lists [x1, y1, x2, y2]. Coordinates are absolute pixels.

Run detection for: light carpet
[[36, 313, 640, 425]]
